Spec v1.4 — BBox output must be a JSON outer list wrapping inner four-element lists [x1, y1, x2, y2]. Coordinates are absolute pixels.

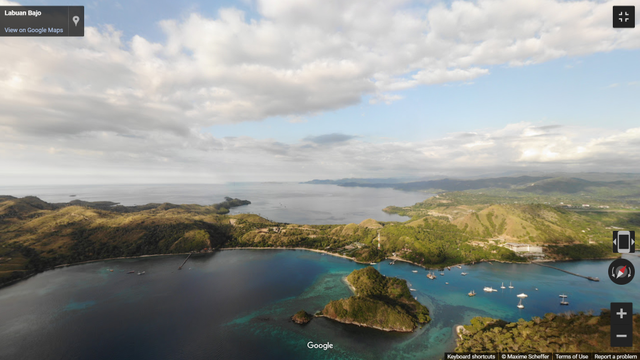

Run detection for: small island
[[319, 267, 430, 332], [291, 310, 313, 325]]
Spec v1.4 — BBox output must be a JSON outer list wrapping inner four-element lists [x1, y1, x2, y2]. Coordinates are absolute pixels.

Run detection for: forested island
[[456, 311, 640, 352], [319, 267, 430, 332]]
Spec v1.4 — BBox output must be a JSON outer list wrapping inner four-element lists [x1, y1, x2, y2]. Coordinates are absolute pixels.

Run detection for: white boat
[[457, 265, 462, 269], [483, 287, 497, 292], [559, 294, 568, 298], [517, 299, 524, 309], [440, 272, 445, 276], [535, 288, 538, 291], [445, 282, 449, 285], [370, 263, 376, 265], [461, 272, 468, 276], [508, 281, 514, 289], [517, 293, 528, 298], [410, 288, 417, 292], [560, 294, 569, 305], [415, 297, 418, 300], [412, 270, 418, 273], [138, 271, 145, 275], [500, 282, 506, 289]]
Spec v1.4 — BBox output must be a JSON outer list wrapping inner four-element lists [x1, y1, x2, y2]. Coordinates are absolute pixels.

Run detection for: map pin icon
[[73, 16, 80, 27]]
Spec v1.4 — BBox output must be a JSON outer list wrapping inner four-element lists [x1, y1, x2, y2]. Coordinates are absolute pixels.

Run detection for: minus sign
[[616, 334, 628, 338]]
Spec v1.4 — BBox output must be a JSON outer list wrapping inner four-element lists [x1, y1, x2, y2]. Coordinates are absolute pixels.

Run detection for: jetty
[[531, 261, 599, 281], [178, 253, 192, 270]]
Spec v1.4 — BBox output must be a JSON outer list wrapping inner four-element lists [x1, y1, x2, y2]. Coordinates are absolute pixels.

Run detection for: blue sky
[[1, 0, 639, 184], [209, 50, 640, 143]]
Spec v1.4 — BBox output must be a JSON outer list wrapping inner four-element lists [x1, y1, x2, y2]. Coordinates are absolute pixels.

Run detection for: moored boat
[[517, 299, 524, 309], [468, 290, 476, 297]]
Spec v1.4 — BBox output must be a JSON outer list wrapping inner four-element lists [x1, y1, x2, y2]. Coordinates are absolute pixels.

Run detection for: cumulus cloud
[[1, 0, 639, 133], [1, 0, 640, 183]]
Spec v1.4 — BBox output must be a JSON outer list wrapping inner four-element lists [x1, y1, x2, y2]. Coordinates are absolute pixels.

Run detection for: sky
[[1, 0, 639, 185]]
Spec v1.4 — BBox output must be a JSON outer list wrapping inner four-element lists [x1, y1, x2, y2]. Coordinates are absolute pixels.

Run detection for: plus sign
[[617, 308, 627, 319]]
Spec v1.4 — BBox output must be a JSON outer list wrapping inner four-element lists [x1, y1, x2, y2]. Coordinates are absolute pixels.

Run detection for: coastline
[[0, 245, 620, 290], [342, 275, 357, 295], [314, 314, 414, 333], [53, 252, 195, 269], [218, 246, 374, 264]]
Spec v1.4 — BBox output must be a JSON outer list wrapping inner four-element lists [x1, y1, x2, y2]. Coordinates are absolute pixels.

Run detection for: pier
[[178, 253, 192, 270], [531, 261, 599, 281]]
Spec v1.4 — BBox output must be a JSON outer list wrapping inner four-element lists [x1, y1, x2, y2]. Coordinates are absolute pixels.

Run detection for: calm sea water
[[0, 250, 638, 360], [0, 183, 430, 225]]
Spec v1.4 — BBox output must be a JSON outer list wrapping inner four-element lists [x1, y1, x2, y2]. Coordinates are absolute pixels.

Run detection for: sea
[[0, 250, 638, 360], [0, 184, 638, 359], [0, 182, 431, 225]]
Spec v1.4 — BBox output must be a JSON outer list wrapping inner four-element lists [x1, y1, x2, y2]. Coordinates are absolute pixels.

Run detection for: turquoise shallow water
[[0, 250, 638, 360]]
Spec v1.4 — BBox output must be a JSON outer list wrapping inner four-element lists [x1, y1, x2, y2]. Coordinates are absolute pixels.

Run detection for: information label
[[0, 6, 83, 37]]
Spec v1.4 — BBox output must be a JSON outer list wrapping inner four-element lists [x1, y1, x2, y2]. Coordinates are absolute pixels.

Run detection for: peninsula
[[319, 267, 430, 332], [456, 310, 640, 352]]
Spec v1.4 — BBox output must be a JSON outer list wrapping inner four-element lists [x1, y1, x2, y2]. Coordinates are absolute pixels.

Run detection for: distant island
[[456, 311, 639, 352], [319, 267, 430, 332]]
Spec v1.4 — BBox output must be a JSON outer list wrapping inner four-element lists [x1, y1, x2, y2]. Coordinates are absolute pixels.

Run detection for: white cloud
[[2, 122, 640, 185], [2, 0, 640, 184], [1, 0, 639, 135]]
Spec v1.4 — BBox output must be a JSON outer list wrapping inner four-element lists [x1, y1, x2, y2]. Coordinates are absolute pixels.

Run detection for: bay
[[0, 250, 637, 360], [0, 183, 430, 225]]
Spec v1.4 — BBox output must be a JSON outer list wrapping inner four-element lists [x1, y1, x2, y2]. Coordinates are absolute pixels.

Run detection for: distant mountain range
[[304, 174, 639, 193]]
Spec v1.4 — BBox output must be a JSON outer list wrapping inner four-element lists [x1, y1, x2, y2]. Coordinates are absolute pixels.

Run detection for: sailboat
[[412, 270, 418, 273], [508, 281, 514, 289], [517, 293, 528, 298], [468, 290, 476, 297], [500, 282, 506, 289], [560, 294, 569, 305], [461, 272, 468, 276], [440, 272, 445, 276], [517, 298, 524, 309]]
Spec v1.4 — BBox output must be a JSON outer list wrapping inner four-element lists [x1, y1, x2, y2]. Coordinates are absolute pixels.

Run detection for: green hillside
[[457, 311, 640, 352]]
